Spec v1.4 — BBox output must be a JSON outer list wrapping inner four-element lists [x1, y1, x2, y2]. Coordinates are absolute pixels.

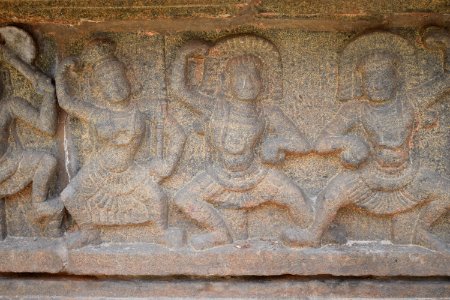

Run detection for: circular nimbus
[[207, 35, 283, 103], [337, 31, 416, 102]]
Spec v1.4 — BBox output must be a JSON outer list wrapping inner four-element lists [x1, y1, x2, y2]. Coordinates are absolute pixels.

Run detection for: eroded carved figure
[[283, 30, 450, 251], [56, 38, 186, 248], [170, 35, 313, 250], [0, 27, 63, 237]]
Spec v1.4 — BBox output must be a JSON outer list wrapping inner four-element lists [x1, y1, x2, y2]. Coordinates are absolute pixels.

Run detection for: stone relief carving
[[56, 38, 186, 248], [0, 26, 63, 238], [170, 35, 314, 250], [283, 31, 450, 251], [0, 25, 448, 278]]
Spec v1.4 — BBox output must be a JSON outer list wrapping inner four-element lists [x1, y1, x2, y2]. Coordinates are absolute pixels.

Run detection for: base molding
[[0, 275, 449, 299], [0, 237, 449, 277]]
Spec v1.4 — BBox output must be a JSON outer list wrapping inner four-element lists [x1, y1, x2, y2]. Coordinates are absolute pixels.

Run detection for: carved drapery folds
[[0, 25, 449, 276]]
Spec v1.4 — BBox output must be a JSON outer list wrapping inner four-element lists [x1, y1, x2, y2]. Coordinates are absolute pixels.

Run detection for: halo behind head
[[207, 35, 283, 102], [337, 31, 415, 101]]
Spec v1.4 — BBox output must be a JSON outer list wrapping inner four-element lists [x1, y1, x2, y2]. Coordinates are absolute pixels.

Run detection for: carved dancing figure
[[0, 27, 63, 236], [283, 31, 450, 251], [56, 38, 186, 248], [170, 35, 313, 250]]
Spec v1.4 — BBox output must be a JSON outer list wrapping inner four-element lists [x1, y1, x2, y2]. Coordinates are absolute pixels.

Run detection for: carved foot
[[281, 228, 321, 248], [414, 227, 449, 252], [64, 228, 101, 250], [33, 198, 64, 237], [33, 198, 64, 220], [190, 231, 232, 250], [159, 227, 187, 249]]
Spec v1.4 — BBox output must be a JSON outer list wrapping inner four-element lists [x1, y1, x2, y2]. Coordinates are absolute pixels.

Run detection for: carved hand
[[34, 73, 54, 96], [56, 56, 81, 103], [59, 57, 79, 75], [261, 137, 286, 164], [148, 158, 172, 179], [340, 136, 369, 168], [1, 43, 54, 97], [170, 40, 212, 116]]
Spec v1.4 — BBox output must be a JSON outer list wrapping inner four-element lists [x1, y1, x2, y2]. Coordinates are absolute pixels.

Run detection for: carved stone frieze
[[0, 23, 448, 278]]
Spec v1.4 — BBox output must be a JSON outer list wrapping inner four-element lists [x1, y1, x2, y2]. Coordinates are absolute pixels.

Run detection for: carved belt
[[359, 159, 418, 192], [206, 163, 268, 192]]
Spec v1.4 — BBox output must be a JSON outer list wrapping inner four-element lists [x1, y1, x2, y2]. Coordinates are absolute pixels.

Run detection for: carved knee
[[174, 187, 195, 212], [60, 184, 76, 204]]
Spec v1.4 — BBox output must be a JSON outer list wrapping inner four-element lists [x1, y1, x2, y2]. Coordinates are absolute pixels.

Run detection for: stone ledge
[[0, 1, 448, 26], [0, 276, 449, 299], [0, 238, 448, 277], [66, 240, 450, 277], [0, 237, 65, 274]]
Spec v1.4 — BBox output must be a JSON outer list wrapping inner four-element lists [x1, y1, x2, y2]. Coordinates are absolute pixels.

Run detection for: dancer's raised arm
[[170, 41, 213, 117], [1, 44, 57, 135], [413, 26, 450, 108], [56, 57, 104, 122]]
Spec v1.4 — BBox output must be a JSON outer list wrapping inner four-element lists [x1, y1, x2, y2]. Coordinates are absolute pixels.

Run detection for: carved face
[[360, 53, 398, 103], [225, 55, 263, 102], [93, 60, 131, 104]]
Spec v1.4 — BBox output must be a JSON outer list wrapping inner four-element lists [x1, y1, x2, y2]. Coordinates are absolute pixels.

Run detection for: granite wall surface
[[0, 1, 449, 298]]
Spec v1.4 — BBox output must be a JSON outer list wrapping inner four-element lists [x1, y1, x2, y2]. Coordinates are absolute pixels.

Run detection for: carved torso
[[361, 98, 415, 169], [207, 99, 265, 172], [92, 105, 145, 171]]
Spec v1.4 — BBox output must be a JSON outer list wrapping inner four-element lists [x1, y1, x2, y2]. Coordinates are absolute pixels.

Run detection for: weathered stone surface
[[66, 241, 450, 277], [0, 237, 64, 273], [0, 238, 448, 277], [0, 276, 449, 299], [0, 1, 449, 298], [0, 0, 448, 28], [0, 21, 448, 270]]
